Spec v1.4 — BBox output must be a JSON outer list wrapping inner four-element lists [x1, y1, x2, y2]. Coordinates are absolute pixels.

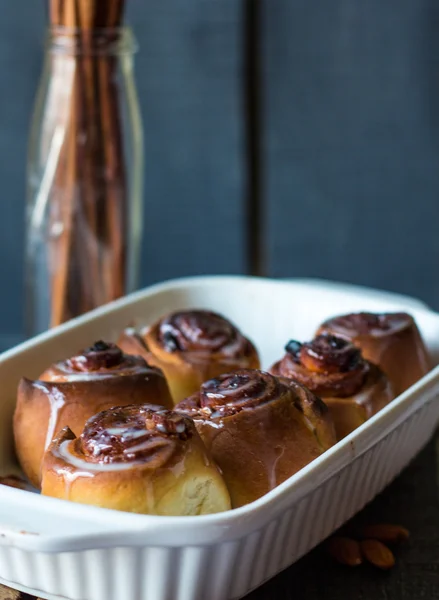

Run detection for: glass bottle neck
[[46, 26, 137, 57]]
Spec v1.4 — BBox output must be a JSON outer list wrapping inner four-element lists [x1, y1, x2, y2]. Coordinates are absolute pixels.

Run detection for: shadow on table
[[248, 430, 439, 600]]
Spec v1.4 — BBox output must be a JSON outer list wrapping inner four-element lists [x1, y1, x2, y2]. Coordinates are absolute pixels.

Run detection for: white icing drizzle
[[268, 445, 285, 491], [56, 440, 145, 472], [105, 427, 149, 440], [46, 364, 148, 382], [198, 417, 224, 430], [255, 420, 284, 491], [126, 439, 158, 454], [61, 468, 94, 500], [34, 382, 67, 450], [48, 373, 118, 382], [205, 378, 255, 399], [123, 326, 138, 336]]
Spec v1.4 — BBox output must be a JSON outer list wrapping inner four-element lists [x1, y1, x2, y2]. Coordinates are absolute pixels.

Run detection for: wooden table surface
[[1, 431, 438, 600]]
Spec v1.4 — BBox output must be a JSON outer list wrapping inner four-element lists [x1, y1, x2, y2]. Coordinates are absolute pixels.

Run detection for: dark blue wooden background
[[1, 0, 439, 348]]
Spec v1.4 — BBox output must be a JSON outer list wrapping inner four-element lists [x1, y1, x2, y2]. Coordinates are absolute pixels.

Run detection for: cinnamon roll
[[118, 310, 260, 403], [270, 334, 394, 439], [316, 312, 431, 396], [42, 404, 231, 516], [176, 369, 336, 508], [14, 341, 172, 488]]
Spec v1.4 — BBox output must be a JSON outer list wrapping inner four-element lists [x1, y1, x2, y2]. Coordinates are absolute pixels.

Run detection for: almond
[[0, 583, 22, 599], [360, 539, 395, 570], [326, 536, 363, 566], [359, 523, 409, 544]]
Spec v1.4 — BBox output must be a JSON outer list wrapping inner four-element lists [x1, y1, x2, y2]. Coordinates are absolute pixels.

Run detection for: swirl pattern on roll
[[271, 334, 369, 397], [319, 312, 413, 338], [119, 310, 260, 404], [41, 405, 232, 516], [14, 341, 173, 488], [75, 404, 191, 466], [41, 340, 154, 382], [316, 311, 431, 396], [270, 333, 395, 440], [176, 369, 336, 507], [195, 370, 284, 417], [155, 310, 254, 358]]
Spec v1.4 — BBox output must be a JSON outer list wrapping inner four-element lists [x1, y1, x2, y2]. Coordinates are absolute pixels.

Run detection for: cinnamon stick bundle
[[47, 0, 128, 326]]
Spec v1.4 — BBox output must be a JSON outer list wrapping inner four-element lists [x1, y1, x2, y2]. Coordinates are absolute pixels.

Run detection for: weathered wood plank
[[260, 0, 439, 309], [0, 4, 43, 338], [127, 0, 247, 286], [0, 0, 247, 340]]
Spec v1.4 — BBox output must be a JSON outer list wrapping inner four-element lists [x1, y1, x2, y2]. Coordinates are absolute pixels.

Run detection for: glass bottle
[[25, 26, 143, 336]]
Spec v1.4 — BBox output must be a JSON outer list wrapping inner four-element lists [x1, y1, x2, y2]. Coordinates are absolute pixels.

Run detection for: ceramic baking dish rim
[[0, 275, 437, 553]]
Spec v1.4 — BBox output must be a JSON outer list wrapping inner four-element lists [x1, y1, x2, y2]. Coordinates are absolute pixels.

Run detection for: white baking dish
[[0, 276, 438, 600]]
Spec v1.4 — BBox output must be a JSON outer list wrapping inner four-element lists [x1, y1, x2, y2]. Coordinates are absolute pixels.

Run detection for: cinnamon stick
[[46, 0, 128, 326]]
